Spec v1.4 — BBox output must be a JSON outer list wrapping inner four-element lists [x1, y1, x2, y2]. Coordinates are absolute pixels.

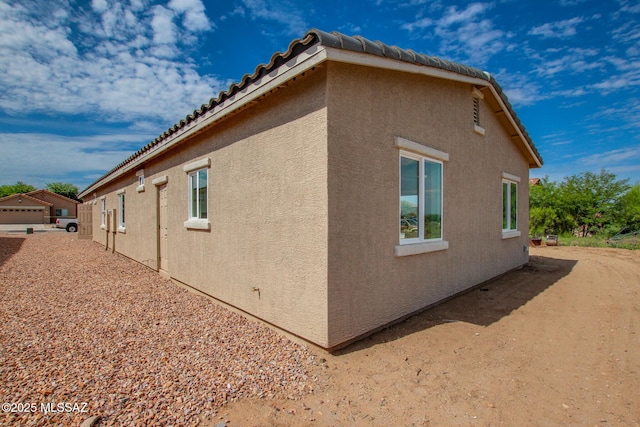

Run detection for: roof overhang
[[80, 29, 542, 198]]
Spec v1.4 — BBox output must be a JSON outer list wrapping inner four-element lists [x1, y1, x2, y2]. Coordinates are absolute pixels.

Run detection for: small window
[[502, 179, 518, 232], [100, 197, 106, 227], [118, 191, 126, 231], [188, 169, 207, 220], [183, 158, 210, 230], [136, 169, 145, 192]]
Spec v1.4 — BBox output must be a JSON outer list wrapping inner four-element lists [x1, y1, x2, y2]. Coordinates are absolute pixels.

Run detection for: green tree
[[46, 182, 80, 201], [0, 181, 36, 197], [616, 184, 640, 232], [557, 170, 630, 236]]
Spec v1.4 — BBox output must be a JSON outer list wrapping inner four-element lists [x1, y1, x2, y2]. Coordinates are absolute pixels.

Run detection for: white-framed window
[[502, 173, 520, 238], [100, 197, 106, 228], [188, 169, 207, 220], [136, 169, 145, 192], [400, 152, 443, 243], [394, 137, 450, 257], [117, 189, 126, 232], [183, 157, 210, 230]]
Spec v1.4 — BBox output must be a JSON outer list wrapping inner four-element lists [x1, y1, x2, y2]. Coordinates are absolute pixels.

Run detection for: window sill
[[184, 218, 210, 230], [502, 230, 521, 239], [100, 224, 106, 230], [395, 240, 449, 257], [136, 185, 145, 193], [474, 125, 486, 136], [117, 226, 126, 234]]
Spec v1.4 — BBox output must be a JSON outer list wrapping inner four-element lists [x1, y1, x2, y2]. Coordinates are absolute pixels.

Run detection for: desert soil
[[1, 233, 639, 426], [217, 245, 640, 427]]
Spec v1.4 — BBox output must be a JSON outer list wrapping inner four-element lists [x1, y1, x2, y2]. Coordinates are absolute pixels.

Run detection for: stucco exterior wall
[[27, 191, 78, 223], [89, 67, 331, 347], [325, 62, 531, 348]]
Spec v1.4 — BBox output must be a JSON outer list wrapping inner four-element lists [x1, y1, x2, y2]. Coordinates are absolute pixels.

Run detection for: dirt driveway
[[219, 246, 640, 426]]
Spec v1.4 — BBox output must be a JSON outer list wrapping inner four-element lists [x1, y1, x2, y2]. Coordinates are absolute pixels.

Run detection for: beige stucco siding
[[89, 68, 331, 347], [325, 62, 530, 347]]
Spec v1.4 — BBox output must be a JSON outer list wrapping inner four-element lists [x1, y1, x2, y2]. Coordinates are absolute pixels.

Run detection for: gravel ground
[[0, 233, 318, 426]]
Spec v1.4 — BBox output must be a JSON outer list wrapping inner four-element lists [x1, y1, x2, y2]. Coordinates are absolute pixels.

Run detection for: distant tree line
[[0, 181, 80, 201], [530, 170, 640, 237]]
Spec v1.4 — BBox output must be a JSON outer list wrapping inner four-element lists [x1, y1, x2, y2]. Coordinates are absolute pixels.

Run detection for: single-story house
[[78, 29, 542, 350], [26, 189, 79, 223], [0, 193, 53, 224]]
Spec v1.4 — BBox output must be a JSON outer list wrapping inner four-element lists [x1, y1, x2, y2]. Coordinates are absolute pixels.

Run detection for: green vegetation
[[0, 181, 80, 201], [0, 181, 36, 197], [46, 182, 80, 201], [530, 170, 640, 250]]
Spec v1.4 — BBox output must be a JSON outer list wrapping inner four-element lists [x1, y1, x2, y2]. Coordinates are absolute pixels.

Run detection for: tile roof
[[81, 29, 541, 196], [0, 193, 53, 206]]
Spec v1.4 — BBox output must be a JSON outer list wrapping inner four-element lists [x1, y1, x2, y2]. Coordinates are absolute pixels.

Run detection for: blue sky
[[1, 0, 639, 192]]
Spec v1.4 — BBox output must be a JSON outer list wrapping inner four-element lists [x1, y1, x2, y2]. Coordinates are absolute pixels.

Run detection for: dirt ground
[[214, 246, 640, 426]]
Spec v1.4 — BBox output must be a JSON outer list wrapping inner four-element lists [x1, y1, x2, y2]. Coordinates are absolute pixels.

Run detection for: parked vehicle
[[55, 218, 79, 232]]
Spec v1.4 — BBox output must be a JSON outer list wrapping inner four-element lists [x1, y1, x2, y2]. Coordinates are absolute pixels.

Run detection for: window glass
[[502, 180, 518, 231], [190, 173, 197, 218], [119, 193, 125, 227], [400, 153, 443, 243], [400, 157, 419, 240], [502, 182, 508, 229], [424, 160, 442, 239], [510, 182, 517, 230], [189, 169, 208, 220], [198, 170, 207, 219]]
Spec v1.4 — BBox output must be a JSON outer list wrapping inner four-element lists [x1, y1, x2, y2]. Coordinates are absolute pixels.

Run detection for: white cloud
[[91, 0, 109, 14], [151, 5, 178, 46], [169, 0, 212, 32], [528, 17, 584, 39], [240, 0, 307, 36], [439, 2, 489, 26], [533, 47, 601, 77], [581, 146, 640, 167], [400, 2, 506, 65], [0, 0, 223, 124], [493, 69, 548, 106], [0, 132, 155, 189]]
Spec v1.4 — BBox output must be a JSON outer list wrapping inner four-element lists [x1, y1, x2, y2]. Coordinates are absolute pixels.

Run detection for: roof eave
[[79, 44, 329, 199]]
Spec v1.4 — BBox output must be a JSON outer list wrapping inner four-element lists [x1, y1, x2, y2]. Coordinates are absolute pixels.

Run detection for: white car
[[55, 218, 79, 232]]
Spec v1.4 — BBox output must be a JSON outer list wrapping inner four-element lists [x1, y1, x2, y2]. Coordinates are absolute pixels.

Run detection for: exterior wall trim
[[152, 176, 168, 186], [394, 136, 449, 162], [183, 157, 211, 173], [502, 171, 521, 182]]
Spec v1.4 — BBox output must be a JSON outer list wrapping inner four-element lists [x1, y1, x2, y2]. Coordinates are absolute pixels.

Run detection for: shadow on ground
[[0, 236, 26, 268], [336, 254, 578, 355]]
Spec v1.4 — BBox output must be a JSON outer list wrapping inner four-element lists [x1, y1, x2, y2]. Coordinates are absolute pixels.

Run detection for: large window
[[188, 169, 208, 220], [400, 152, 443, 243], [502, 179, 517, 231]]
